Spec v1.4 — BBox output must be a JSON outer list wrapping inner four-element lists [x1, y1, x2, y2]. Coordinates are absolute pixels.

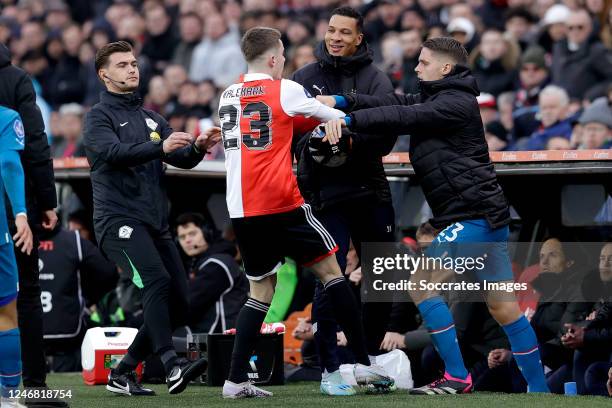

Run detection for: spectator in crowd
[[482, 238, 591, 393], [176, 213, 248, 334], [400, 28, 422, 94], [285, 18, 314, 51], [515, 85, 573, 150], [399, 6, 426, 33], [469, 28, 520, 97], [477, 93, 499, 125], [551, 8, 612, 101], [497, 92, 515, 135], [514, 46, 550, 110], [379, 32, 403, 87], [52, 103, 85, 158], [546, 136, 572, 150], [537, 4, 570, 53], [504, 7, 537, 51], [163, 64, 189, 99], [485, 121, 510, 152], [577, 96, 612, 149], [363, 0, 402, 56], [141, 3, 178, 74], [144, 75, 172, 116], [47, 24, 87, 108], [559, 243, 612, 395], [189, 13, 246, 88], [171, 12, 203, 71], [283, 42, 316, 78], [529, 238, 592, 392], [40, 225, 117, 372], [447, 17, 477, 52]]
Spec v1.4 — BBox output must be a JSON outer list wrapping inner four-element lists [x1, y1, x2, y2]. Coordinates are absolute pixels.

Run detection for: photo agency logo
[[360, 241, 612, 303]]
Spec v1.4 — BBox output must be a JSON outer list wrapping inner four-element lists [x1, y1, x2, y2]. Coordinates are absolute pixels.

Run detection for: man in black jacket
[[0, 43, 64, 408], [83, 41, 220, 397], [175, 212, 248, 334], [321, 37, 550, 395], [291, 7, 397, 395]]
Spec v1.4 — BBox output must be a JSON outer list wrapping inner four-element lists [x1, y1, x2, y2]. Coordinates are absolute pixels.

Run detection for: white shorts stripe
[[301, 204, 335, 250]]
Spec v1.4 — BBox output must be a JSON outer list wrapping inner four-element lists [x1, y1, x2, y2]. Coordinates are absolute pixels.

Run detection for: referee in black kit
[[83, 41, 221, 396]]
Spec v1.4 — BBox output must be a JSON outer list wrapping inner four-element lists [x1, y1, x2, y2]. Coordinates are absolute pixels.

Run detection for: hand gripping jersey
[[219, 73, 345, 218]]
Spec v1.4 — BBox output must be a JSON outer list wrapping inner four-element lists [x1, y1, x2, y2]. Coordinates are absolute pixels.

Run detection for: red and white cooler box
[[81, 327, 141, 385]]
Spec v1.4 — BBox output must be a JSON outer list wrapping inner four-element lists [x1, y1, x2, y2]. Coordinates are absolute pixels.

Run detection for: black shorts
[[232, 204, 338, 281]]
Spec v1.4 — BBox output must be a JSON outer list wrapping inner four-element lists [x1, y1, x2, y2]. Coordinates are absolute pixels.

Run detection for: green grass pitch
[[46, 373, 610, 408]]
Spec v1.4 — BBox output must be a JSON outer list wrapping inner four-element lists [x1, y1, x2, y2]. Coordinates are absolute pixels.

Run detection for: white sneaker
[[1, 397, 27, 408], [353, 363, 395, 393], [222, 380, 273, 399], [320, 370, 356, 396]]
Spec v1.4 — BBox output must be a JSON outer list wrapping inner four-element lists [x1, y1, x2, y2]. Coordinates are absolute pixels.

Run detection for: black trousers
[[15, 231, 47, 387], [102, 221, 189, 362], [311, 199, 395, 372]]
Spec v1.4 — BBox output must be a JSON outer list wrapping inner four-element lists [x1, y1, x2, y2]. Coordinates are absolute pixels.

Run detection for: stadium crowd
[[0, 0, 610, 158], [0, 0, 611, 401]]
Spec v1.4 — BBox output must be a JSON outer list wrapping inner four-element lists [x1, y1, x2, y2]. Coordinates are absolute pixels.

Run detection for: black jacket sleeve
[[348, 93, 471, 135], [584, 302, 612, 346], [349, 70, 398, 157], [157, 115, 205, 169], [78, 233, 119, 305], [84, 109, 164, 167], [15, 72, 57, 210], [344, 91, 421, 111], [188, 258, 233, 325]]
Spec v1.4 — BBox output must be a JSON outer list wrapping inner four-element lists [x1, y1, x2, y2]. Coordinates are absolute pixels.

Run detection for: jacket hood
[[419, 64, 480, 98], [315, 41, 373, 75], [0, 42, 11, 68]]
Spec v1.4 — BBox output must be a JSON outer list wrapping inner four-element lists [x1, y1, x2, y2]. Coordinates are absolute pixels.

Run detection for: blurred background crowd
[[0, 0, 611, 160]]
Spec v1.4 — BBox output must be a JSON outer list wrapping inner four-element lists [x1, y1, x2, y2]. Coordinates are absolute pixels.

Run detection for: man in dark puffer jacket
[[320, 37, 550, 395], [291, 6, 398, 395]]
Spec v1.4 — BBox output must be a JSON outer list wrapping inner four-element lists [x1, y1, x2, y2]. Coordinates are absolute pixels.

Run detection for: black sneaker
[[166, 357, 208, 394], [408, 372, 473, 395], [106, 369, 156, 396]]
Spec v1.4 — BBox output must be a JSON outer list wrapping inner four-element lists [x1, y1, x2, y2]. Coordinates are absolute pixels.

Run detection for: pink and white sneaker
[[409, 372, 473, 395]]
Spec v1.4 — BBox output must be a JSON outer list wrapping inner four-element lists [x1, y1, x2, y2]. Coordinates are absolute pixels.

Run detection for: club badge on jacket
[[146, 118, 161, 143]]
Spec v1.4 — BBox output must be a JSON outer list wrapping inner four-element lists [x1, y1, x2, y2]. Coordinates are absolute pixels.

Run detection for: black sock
[[160, 348, 178, 374], [323, 277, 370, 365], [116, 352, 139, 374], [228, 298, 269, 383]]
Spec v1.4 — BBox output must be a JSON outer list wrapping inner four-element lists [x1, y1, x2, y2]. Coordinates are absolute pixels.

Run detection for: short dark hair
[[176, 212, 206, 229], [422, 36, 468, 65], [330, 6, 363, 32], [241, 27, 282, 63], [94, 40, 133, 73]]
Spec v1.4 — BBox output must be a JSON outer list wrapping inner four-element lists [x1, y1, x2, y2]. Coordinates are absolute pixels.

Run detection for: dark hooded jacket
[[345, 65, 510, 229], [291, 42, 397, 210], [188, 239, 248, 334], [0, 43, 57, 222]]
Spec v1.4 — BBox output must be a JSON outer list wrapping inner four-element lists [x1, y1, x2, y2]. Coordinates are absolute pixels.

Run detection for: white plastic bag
[[374, 349, 413, 389], [338, 349, 413, 389]]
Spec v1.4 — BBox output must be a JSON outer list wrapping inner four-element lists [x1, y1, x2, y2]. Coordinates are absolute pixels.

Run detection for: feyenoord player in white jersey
[[218, 27, 393, 398]]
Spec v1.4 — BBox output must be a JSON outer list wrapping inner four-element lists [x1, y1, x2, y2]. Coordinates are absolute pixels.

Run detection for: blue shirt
[[0, 105, 26, 245]]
